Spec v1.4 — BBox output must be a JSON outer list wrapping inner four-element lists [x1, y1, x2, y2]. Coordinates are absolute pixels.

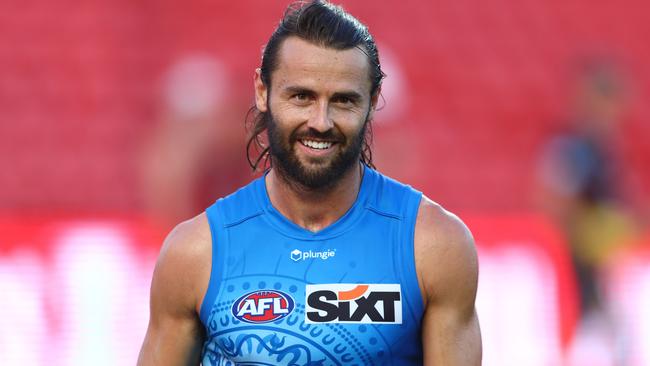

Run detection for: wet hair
[[246, 0, 384, 171]]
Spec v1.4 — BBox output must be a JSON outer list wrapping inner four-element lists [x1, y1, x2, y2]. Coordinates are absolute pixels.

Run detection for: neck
[[266, 163, 364, 232]]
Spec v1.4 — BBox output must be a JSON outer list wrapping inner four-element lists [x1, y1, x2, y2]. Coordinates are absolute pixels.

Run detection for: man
[[138, 1, 481, 365]]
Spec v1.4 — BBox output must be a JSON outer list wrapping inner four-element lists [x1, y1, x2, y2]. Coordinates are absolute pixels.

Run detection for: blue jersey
[[200, 165, 424, 365]]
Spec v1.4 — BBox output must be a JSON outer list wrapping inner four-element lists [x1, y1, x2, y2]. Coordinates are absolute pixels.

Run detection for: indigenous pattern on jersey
[[199, 165, 424, 365]]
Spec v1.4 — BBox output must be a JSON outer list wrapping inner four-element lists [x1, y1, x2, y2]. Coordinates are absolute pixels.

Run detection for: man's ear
[[368, 86, 381, 121], [254, 68, 268, 112]]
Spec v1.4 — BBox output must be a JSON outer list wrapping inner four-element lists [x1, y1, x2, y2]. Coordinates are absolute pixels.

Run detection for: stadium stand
[[1, 0, 648, 214]]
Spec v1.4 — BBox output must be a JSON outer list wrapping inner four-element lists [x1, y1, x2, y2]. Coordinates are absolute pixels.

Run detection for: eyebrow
[[283, 86, 316, 96], [331, 91, 362, 102]]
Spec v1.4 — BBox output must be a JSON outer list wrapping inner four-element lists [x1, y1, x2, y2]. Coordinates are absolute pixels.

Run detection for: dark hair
[[246, 0, 384, 171]]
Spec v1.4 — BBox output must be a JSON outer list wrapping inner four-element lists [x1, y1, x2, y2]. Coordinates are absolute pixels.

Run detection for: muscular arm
[[415, 198, 482, 365], [137, 214, 212, 365]]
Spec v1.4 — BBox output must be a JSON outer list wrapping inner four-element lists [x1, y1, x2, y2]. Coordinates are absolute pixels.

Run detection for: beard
[[265, 108, 368, 190]]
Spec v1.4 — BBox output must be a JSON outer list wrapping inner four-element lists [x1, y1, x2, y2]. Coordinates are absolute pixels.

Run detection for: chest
[[200, 215, 423, 365]]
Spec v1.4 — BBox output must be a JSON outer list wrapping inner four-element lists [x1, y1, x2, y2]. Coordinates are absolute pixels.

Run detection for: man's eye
[[333, 96, 352, 104], [294, 93, 309, 101]]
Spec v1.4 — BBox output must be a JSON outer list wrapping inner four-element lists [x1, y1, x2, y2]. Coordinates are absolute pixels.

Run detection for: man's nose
[[307, 100, 333, 132]]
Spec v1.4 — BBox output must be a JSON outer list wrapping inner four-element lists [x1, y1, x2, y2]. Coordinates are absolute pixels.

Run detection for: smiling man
[[137, 1, 481, 365]]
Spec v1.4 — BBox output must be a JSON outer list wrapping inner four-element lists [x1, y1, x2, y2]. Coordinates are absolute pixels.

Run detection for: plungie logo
[[305, 284, 402, 324], [290, 248, 336, 262], [231, 290, 295, 324]]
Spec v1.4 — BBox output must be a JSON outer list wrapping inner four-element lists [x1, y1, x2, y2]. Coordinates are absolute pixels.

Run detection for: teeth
[[302, 140, 333, 150]]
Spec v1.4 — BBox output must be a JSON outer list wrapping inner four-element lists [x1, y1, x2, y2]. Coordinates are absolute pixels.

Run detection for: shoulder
[[364, 168, 421, 215], [153, 213, 212, 314], [414, 196, 474, 249], [160, 212, 212, 259], [414, 196, 479, 307], [211, 177, 265, 223]]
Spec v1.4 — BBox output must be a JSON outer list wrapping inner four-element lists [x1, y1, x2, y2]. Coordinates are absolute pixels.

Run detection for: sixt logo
[[231, 290, 295, 324], [290, 249, 336, 262], [305, 284, 402, 324]]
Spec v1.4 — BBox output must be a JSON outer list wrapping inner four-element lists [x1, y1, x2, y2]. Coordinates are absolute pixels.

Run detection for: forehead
[[271, 36, 372, 94]]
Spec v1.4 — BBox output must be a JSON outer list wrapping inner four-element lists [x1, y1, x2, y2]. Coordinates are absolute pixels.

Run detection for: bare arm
[[137, 214, 211, 365], [415, 198, 482, 365]]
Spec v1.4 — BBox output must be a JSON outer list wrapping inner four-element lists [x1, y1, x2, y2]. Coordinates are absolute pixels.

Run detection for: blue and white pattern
[[202, 276, 393, 366]]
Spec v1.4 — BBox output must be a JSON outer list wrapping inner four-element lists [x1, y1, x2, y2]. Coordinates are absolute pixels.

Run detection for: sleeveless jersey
[[199, 165, 424, 365]]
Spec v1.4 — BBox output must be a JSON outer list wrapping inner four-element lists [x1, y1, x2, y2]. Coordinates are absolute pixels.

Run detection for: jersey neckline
[[253, 164, 376, 240]]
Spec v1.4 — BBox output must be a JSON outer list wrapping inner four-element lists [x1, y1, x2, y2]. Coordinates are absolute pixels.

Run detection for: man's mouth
[[299, 139, 334, 150]]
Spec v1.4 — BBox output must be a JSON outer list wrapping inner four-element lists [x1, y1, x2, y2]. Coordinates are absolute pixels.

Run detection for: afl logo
[[231, 290, 295, 324]]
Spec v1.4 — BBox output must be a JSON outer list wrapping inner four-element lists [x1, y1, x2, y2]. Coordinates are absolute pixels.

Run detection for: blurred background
[[1, 0, 649, 364]]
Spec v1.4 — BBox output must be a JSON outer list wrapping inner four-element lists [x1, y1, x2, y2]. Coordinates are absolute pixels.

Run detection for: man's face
[[254, 37, 378, 189]]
